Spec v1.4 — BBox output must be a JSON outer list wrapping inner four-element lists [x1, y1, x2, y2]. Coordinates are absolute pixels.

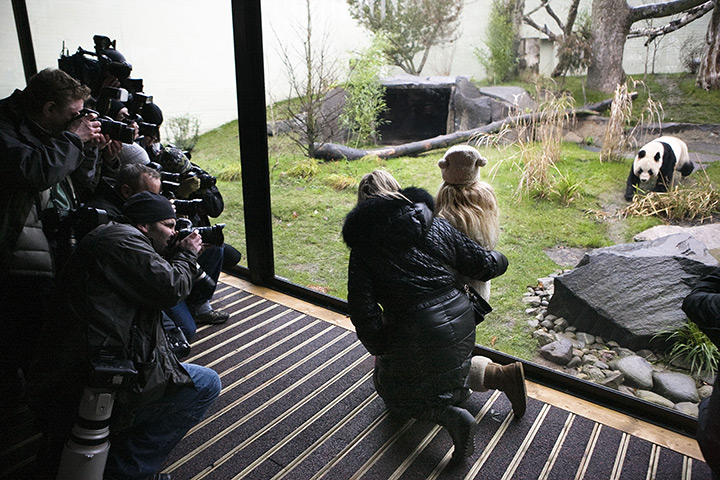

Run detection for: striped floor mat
[[161, 282, 714, 480]]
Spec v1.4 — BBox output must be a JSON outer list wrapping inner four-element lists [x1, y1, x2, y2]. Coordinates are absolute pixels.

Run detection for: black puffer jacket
[[342, 187, 507, 412]]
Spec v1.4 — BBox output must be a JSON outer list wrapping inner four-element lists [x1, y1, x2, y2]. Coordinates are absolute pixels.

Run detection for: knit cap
[[122, 191, 175, 224], [438, 145, 488, 185]]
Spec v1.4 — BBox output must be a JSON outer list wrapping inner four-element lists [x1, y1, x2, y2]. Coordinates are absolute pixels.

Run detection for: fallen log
[[313, 94, 634, 161]]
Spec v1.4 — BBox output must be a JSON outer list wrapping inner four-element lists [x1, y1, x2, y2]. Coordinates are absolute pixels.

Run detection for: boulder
[[635, 390, 675, 408], [546, 233, 718, 350], [539, 339, 574, 365], [652, 371, 699, 403], [613, 355, 654, 390]]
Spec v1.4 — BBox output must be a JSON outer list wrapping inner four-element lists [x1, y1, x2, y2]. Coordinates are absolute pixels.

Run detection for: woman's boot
[[425, 405, 477, 462], [468, 356, 527, 418]]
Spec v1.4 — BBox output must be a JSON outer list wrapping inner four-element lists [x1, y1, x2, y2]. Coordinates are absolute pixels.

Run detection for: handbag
[[462, 283, 492, 325]]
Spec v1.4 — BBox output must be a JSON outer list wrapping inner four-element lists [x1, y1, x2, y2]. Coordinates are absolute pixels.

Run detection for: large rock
[[652, 371, 699, 403], [612, 355, 654, 390], [546, 233, 718, 350], [448, 79, 526, 132]]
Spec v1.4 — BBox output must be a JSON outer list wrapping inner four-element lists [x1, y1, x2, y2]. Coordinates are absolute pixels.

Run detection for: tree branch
[[629, 0, 710, 23], [627, 1, 714, 44]]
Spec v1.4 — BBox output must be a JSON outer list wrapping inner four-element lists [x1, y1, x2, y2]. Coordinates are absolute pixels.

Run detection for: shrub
[[286, 158, 320, 179], [165, 114, 201, 152], [475, 0, 518, 84], [339, 36, 388, 147], [654, 322, 720, 376]]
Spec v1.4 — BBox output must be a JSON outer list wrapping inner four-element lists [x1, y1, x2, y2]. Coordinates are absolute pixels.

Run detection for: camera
[[173, 198, 204, 217], [76, 107, 136, 144], [173, 218, 225, 247], [88, 353, 138, 390], [187, 167, 217, 189], [41, 205, 109, 254]]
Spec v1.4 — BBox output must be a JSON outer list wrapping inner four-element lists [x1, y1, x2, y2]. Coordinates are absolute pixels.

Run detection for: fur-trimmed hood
[[342, 187, 435, 250]]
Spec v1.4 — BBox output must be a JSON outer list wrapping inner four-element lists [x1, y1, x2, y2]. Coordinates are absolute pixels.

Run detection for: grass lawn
[[187, 74, 720, 361]]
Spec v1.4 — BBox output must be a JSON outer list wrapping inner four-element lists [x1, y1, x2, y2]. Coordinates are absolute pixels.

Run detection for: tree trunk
[[587, 0, 632, 93], [697, 1, 720, 89]]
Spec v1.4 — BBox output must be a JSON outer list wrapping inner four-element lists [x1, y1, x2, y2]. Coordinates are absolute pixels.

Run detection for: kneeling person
[[28, 191, 221, 480]]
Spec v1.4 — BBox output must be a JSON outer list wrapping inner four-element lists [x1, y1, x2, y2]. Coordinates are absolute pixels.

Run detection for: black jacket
[[682, 267, 720, 475], [29, 221, 198, 412], [342, 187, 507, 412]]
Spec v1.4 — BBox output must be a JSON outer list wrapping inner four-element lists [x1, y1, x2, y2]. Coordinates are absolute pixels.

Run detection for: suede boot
[[425, 405, 477, 462], [482, 361, 527, 418]]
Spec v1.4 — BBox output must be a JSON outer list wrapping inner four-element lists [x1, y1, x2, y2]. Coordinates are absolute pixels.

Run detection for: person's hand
[[68, 112, 103, 144], [177, 176, 201, 198], [177, 229, 202, 255], [102, 139, 123, 160]]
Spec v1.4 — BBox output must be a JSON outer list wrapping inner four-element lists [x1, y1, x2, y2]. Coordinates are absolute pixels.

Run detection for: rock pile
[[525, 273, 713, 418]]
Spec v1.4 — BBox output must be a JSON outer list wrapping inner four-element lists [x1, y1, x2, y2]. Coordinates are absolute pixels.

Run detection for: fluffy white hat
[[438, 145, 487, 185]]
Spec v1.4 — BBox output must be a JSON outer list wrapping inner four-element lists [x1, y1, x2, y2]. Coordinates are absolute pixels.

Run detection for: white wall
[[0, 0, 710, 134]]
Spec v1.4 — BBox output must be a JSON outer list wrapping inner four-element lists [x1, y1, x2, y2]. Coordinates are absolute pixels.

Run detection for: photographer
[[0, 68, 106, 407], [86, 164, 198, 340], [160, 147, 239, 324], [28, 191, 221, 480]]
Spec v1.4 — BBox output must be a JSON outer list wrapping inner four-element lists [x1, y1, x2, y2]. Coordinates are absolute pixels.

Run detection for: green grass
[[186, 75, 720, 361]]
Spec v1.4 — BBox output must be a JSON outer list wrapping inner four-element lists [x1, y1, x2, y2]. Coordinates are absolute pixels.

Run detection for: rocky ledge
[[525, 273, 712, 418]]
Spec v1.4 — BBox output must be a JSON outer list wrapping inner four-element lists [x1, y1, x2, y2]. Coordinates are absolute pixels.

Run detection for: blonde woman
[[342, 170, 524, 463], [435, 145, 500, 301]]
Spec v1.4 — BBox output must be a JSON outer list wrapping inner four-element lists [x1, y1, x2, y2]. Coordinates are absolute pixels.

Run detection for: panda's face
[[634, 148, 662, 182]]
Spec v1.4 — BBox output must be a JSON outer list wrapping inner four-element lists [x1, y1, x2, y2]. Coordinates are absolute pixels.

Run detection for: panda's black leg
[[625, 172, 640, 201]]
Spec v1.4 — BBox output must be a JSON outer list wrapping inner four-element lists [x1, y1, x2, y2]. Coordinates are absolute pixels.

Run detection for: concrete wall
[[1, 0, 711, 134]]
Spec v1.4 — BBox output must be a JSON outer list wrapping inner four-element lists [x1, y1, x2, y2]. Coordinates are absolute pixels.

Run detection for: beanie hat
[[159, 147, 191, 174], [108, 99, 126, 120], [122, 191, 175, 224], [141, 102, 163, 126], [117, 142, 151, 166], [438, 145, 488, 185]]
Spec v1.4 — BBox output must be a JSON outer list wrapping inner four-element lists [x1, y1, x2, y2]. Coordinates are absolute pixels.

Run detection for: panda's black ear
[[654, 152, 661, 162], [638, 150, 646, 158]]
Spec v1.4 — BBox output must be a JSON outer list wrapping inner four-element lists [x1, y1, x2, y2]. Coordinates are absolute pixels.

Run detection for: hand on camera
[[177, 229, 202, 255], [68, 112, 103, 144], [102, 139, 123, 159], [177, 176, 201, 199]]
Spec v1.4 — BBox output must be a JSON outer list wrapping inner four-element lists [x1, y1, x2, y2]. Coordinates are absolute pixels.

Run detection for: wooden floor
[[0, 273, 712, 480]]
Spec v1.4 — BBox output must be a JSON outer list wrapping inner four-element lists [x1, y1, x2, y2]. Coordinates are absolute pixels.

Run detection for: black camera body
[[88, 354, 138, 390], [173, 218, 225, 247], [76, 107, 135, 144]]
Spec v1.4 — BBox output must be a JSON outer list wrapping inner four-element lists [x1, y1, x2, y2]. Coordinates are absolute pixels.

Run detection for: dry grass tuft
[[622, 177, 720, 223], [601, 80, 663, 163]]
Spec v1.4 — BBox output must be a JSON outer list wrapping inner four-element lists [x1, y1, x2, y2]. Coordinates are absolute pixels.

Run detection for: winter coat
[[682, 267, 720, 475], [0, 90, 97, 277], [29, 221, 198, 412], [342, 187, 507, 413]]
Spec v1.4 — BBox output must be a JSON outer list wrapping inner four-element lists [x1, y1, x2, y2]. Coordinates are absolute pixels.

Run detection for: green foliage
[[654, 322, 720, 376], [551, 168, 583, 206], [286, 157, 320, 179], [339, 36, 388, 147], [347, 0, 462, 75], [475, 0, 518, 84], [165, 114, 201, 152]]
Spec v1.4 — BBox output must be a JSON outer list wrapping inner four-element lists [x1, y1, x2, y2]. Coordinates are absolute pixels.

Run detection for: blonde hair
[[357, 170, 407, 203], [435, 181, 500, 250]]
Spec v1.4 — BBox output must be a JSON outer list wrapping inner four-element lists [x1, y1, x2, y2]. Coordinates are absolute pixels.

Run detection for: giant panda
[[624, 136, 694, 201]]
